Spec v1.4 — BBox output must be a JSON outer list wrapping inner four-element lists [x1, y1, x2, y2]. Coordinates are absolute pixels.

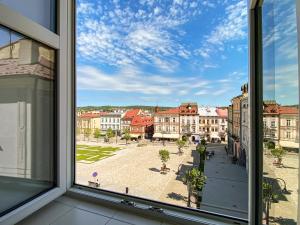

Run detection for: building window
[[165, 117, 169, 122], [271, 121, 275, 127], [286, 131, 291, 139], [287, 119, 291, 127], [173, 117, 176, 122]]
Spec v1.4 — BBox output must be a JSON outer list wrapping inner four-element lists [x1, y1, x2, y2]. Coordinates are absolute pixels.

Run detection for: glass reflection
[[0, 26, 56, 215], [262, 0, 299, 224]]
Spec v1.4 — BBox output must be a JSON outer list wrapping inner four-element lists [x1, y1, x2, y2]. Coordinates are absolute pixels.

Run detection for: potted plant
[[271, 146, 286, 167], [159, 149, 170, 174], [176, 139, 186, 155], [184, 168, 206, 208]]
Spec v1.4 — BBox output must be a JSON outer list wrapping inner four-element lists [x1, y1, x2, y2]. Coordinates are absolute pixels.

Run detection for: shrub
[[267, 141, 275, 150], [159, 149, 170, 163]]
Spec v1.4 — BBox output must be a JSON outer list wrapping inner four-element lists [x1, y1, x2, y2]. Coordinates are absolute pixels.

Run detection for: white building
[[100, 112, 123, 133], [198, 107, 220, 142]]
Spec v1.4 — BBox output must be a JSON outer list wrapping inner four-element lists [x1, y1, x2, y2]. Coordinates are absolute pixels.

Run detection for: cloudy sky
[[262, 0, 299, 105], [76, 0, 249, 107]]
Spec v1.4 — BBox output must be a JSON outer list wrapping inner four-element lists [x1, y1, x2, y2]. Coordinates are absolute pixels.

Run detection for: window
[[0, 25, 56, 215], [74, 0, 250, 222], [0, 0, 56, 32], [262, 0, 299, 224], [173, 117, 176, 123], [271, 121, 275, 127]]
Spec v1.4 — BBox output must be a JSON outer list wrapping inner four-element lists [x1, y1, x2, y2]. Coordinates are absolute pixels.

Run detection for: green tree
[[184, 168, 206, 207], [159, 149, 170, 172], [196, 144, 206, 173], [123, 129, 131, 145], [93, 128, 101, 142], [200, 139, 206, 146], [271, 146, 286, 166], [176, 139, 186, 154], [106, 128, 115, 143], [83, 128, 91, 141], [263, 181, 276, 225], [267, 141, 275, 150]]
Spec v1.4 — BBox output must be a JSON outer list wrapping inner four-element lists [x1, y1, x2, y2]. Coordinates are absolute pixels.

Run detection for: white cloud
[[196, 0, 247, 58], [76, 0, 202, 71]]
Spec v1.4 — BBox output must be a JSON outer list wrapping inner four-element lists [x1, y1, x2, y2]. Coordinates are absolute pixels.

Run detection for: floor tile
[[51, 208, 110, 225], [106, 219, 132, 225], [17, 201, 73, 225], [113, 211, 162, 225], [55, 196, 116, 218]]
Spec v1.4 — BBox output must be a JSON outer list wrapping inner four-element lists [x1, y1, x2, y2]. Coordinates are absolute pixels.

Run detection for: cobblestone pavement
[[200, 144, 248, 220], [263, 151, 299, 225], [76, 140, 195, 206]]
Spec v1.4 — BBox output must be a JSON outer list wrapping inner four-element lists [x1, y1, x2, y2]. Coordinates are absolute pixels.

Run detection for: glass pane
[[75, 0, 249, 219], [0, 25, 56, 215], [262, 0, 299, 224], [0, 0, 56, 32]]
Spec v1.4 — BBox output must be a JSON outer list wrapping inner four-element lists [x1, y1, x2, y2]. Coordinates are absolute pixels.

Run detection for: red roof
[[278, 106, 298, 115], [216, 108, 228, 118], [123, 109, 141, 119], [263, 103, 279, 114], [131, 115, 153, 126], [79, 112, 107, 119], [179, 103, 198, 115], [155, 108, 180, 115]]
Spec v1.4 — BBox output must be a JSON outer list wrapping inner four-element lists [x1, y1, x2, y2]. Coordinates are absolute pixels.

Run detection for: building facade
[[130, 115, 154, 139], [279, 106, 299, 149], [198, 107, 220, 142], [153, 107, 180, 140], [240, 96, 249, 169], [216, 108, 228, 141], [121, 109, 141, 133], [100, 112, 123, 133], [179, 103, 199, 141], [263, 101, 280, 144]]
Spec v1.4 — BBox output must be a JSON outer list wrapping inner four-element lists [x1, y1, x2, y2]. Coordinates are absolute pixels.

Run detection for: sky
[[76, 0, 249, 107], [262, 0, 299, 106]]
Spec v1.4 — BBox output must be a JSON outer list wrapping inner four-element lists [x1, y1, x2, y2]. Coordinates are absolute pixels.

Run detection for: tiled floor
[[16, 195, 176, 225]]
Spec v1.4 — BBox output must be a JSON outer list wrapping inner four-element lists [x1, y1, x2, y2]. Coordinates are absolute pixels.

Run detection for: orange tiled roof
[[131, 115, 153, 126], [216, 108, 228, 118], [263, 103, 279, 114], [79, 112, 107, 119], [155, 107, 180, 115], [278, 106, 298, 114], [123, 109, 141, 119]]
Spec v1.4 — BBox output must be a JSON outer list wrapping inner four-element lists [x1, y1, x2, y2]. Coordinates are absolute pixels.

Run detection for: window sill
[[62, 186, 248, 225]]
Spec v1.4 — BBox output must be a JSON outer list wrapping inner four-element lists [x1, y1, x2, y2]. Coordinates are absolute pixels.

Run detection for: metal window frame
[[0, 1, 69, 224]]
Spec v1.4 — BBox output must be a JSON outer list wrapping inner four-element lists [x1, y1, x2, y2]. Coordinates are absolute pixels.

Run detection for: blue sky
[[76, 0, 249, 107], [262, 0, 299, 105]]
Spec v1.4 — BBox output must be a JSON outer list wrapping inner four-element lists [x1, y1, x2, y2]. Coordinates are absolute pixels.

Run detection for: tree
[[159, 149, 170, 172], [271, 146, 286, 166], [263, 181, 276, 225], [106, 128, 115, 143], [200, 139, 206, 146], [267, 141, 275, 150], [93, 128, 101, 142], [196, 144, 206, 173], [124, 129, 131, 145], [184, 168, 206, 207], [83, 128, 91, 141], [176, 139, 186, 155]]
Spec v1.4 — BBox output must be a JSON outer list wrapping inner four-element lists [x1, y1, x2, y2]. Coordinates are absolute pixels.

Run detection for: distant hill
[[76, 105, 173, 112]]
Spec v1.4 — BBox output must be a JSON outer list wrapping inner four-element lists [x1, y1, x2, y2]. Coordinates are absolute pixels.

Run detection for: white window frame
[[0, 1, 70, 224]]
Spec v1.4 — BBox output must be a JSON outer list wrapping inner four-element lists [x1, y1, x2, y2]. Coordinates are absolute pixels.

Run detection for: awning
[[130, 133, 142, 138], [211, 135, 221, 139], [279, 140, 299, 149], [153, 133, 180, 139]]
